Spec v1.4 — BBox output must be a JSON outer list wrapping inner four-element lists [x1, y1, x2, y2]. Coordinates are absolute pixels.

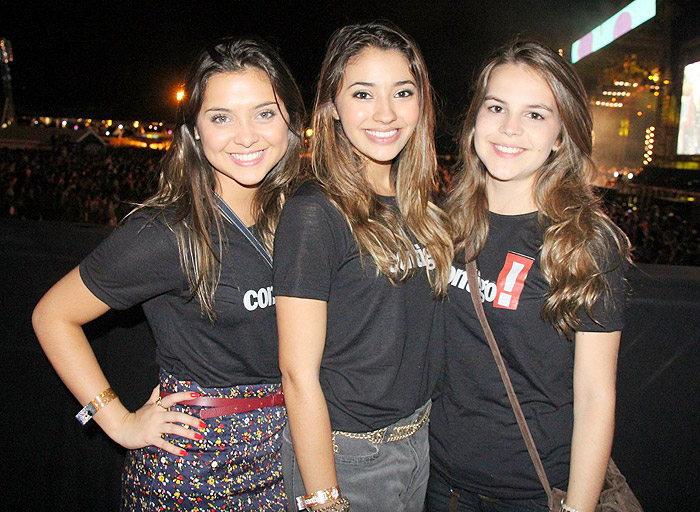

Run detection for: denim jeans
[[426, 468, 549, 512], [282, 402, 430, 512]]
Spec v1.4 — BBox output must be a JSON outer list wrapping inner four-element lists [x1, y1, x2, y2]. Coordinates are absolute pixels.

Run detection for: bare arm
[[276, 295, 337, 497], [32, 266, 204, 455], [565, 330, 620, 511]]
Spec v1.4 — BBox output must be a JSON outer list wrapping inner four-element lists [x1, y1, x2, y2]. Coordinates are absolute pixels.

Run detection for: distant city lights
[[613, 81, 639, 87], [595, 101, 623, 108]]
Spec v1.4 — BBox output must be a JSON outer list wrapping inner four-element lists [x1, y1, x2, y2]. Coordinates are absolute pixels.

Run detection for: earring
[[194, 133, 200, 141]]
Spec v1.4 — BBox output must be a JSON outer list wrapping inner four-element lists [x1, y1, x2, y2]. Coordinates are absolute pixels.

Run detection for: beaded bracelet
[[75, 387, 117, 425]]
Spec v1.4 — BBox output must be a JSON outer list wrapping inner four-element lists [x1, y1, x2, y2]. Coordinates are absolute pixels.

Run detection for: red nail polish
[[194, 433, 203, 440], [199, 421, 206, 429], [180, 449, 188, 456], [190, 392, 199, 398]]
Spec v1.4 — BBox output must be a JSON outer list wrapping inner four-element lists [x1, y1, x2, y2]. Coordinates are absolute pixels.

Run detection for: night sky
[[3, 1, 626, 147]]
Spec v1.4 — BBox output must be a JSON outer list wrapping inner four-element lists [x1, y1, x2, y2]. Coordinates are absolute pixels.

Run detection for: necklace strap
[[213, 193, 272, 269]]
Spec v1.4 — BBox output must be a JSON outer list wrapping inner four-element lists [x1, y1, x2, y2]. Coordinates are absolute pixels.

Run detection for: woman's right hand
[[33, 268, 207, 457], [110, 386, 206, 456]]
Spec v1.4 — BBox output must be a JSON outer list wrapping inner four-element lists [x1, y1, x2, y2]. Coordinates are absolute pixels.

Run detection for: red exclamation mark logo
[[493, 252, 534, 310]]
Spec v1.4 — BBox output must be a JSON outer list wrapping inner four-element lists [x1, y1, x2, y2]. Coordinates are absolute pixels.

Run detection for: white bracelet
[[560, 499, 580, 512]]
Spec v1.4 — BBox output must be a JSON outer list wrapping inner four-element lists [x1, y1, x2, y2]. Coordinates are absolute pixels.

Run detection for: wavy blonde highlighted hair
[[311, 21, 452, 295], [447, 39, 630, 337]]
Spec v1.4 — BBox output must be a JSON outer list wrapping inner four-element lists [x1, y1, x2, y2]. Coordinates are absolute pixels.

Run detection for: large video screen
[[571, 0, 656, 64], [677, 61, 700, 155]]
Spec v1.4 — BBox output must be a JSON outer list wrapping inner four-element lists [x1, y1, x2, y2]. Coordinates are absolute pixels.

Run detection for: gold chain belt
[[331, 402, 430, 451]]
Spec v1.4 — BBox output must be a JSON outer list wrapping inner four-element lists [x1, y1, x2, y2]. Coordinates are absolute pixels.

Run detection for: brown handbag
[[464, 257, 643, 512]]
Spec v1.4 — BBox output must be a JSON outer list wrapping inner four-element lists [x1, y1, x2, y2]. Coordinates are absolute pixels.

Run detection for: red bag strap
[[464, 250, 556, 506]]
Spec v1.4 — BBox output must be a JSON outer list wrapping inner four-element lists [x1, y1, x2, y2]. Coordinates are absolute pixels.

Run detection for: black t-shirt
[[273, 182, 443, 432], [430, 211, 626, 499], [80, 209, 280, 388]]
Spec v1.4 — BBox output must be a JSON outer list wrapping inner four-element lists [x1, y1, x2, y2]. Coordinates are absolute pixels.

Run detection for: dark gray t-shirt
[[80, 209, 280, 388], [273, 183, 444, 432], [430, 211, 626, 499]]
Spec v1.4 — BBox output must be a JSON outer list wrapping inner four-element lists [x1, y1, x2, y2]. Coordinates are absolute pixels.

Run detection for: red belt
[[160, 388, 284, 419]]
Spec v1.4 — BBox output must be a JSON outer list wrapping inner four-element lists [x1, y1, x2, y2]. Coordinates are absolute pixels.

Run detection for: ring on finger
[[155, 396, 167, 410]]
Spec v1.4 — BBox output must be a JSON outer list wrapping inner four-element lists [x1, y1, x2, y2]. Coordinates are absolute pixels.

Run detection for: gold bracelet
[[295, 486, 344, 511], [75, 387, 117, 425], [313, 497, 350, 512], [296, 485, 340, 510]]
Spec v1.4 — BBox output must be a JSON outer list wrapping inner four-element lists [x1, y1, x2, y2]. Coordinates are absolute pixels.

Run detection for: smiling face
[[474, 63, 561, 199], [332, 47, 420, 180], [196, 68, 289, 206]]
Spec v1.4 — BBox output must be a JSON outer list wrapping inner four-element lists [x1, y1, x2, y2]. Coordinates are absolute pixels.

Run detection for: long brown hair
[[311, 21, 452, 295], [447, 39, 630, 337], [139, 37, 305, 320]]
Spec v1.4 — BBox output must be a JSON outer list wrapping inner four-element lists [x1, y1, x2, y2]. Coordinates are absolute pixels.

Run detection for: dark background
[[1, 1, 635, 151]]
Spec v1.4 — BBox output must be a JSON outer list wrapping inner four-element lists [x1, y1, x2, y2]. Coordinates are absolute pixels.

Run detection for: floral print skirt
[[121, 370, 287, 511]]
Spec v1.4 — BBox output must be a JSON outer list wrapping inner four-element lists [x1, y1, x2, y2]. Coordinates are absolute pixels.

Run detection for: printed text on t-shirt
[[390, 243, 436, 273], [449, 252, 534, 310], [243, 286, 275, 311]]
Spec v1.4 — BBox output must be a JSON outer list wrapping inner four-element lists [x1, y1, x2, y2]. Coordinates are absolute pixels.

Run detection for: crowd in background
[[1, 146, 698, 266], [603, 192, 700, 266], [1, 146, 159, 226]]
